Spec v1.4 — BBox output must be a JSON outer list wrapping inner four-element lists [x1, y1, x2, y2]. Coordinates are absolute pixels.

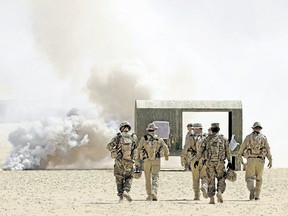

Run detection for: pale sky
[[0, 0, 288, 167]]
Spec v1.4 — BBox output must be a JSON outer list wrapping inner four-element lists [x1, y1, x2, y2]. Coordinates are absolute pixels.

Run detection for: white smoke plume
[[3, 108, 115, 170]]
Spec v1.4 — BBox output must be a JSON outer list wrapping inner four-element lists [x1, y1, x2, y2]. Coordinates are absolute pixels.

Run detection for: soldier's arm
[[131, 134, 138, 159], [106, 136, 118, 151], [134, 138, 144, 166], [182, 137, 192, 158], [159, 138, 169, 160], [238, 136, 248, 157], [224, 138, 232, 163], [196, 140, 205, 161], [264, 136, 272, 162]]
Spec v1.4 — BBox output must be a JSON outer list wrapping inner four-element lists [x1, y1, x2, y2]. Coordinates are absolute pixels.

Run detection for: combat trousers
[[190, 157, 208, 195], [114, 159, 134, 197], [143, 158, 161, 196], [206, 161, 226, 197], [245, 158, 265, 198]]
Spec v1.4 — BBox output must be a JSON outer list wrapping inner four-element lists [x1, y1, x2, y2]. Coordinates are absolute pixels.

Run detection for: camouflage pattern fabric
[[206, 161, 226, 197], [114, 159, 134, 196], [197, 133, 231, 198], [107, 132, 138, 198]]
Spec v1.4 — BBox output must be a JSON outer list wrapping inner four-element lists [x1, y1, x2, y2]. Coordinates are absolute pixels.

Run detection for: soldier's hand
[[194, 160, 199, 168], [268, 161, 272, 169], [227, 162, 233, 169]]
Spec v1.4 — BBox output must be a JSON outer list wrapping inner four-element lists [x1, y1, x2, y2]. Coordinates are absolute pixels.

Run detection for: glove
[[268, 160, 272, 169], [194, 160, 199, 168], [165, 156, 169, 161], [227, 162, 233, 169]]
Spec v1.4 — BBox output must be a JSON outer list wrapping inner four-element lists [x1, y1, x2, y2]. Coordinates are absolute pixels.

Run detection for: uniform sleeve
[[131, 134, 138, 159], [196, 138, 206, 161], [238, 135, 250, 157], [135, 137, 144, 161], [161, 139, 170, 158], [106, 136, 118, 151], [182, 137, 192, 158], [263, 136, 272, 162], [224, 137, 231, 162]]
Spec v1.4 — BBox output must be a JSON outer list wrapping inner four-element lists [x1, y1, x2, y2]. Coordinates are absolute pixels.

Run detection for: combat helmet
[[226, 168, 237, 182], [119, 121, 131, 131], [252, 122, 262, 129], [146, 123, 158, 131], [133, 170, 142, 179]]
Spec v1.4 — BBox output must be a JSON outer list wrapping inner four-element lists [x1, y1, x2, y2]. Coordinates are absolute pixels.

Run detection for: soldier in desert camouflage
[[181, 123, 193, 171], [106, 121, 138, 202], [194, 123, 232, 204], [182, 123, 208, 200], [135, 123, 169, 201], [238, 122, 272, 200]]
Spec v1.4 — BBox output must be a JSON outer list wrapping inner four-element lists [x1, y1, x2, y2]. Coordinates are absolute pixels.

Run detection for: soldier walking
[[135, 123, 169, 201], [106, 121, 138, 202], [194, 123, 232, 204], [181, 123, 193, 171], [238, 122, 272, 200], [182, 123, 208, 200]]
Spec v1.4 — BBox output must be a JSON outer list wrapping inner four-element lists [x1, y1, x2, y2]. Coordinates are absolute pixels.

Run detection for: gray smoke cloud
[[86, 61, 152, 120], [3, 1, 154, 170]]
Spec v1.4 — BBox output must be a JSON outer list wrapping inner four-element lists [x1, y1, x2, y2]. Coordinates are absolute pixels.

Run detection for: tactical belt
[[248, 156, 263, 159]]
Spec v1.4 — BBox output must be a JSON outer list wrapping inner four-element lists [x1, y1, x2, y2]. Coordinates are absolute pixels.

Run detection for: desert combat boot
[[216, 191, 223, 203], [123, 191, 132, 202], [209, 196, 215, 204], [151, 191, 158, 201], [201, 185, 208, 199], [249, 188, 256, 200], [193, 191, 200, 200]]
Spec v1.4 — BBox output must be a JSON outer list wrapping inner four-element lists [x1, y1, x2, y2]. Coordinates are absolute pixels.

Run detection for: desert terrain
[[0, 167, 287, 216], [1, 124, 287, 216]]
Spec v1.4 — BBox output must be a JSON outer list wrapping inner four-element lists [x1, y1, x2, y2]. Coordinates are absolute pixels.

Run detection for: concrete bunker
[[134, 100, 242, 170]]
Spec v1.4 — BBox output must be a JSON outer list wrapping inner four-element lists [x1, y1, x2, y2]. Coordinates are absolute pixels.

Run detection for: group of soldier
[[107, 120, 272, 204]]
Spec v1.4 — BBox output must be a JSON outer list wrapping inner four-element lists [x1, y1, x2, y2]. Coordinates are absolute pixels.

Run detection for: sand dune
[[0, 168, 287, 216]]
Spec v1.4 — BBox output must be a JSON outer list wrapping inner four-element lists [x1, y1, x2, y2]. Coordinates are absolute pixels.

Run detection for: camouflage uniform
[[181, 124, 193, 171], [182, 123, 208, 200], [196, 123, 231, 204], [107, 121, 138, 202], [238, 122, 272, 200], [135, 123, 169, 201]]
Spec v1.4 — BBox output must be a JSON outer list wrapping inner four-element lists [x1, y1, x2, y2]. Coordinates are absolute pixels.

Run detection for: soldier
[[182, 123, 208, 200], [208, 127, 212, 135], [135, 123, 169, 201], [194, 123, 232, 204], [181, 123, 193, 171], [238, 122, 272, 200], [106, 121, 138, 202]]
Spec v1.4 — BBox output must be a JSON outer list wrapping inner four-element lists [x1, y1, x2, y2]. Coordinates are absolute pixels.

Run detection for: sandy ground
[[1, 124, 288, 215], [0, 168, 287, 216]]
